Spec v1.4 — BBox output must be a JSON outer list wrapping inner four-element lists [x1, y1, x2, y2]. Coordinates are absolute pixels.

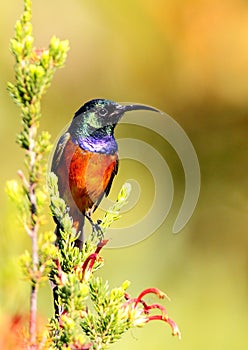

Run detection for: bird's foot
[[85, 214, 104, 242], [92, 220, 103, 241]]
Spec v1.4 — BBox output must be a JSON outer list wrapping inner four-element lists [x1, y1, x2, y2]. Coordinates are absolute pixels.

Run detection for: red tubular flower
[[81, 240, 107, 280], [82, 253, 98, 274], [95, 239, 108, 254], [165, 317, 181, 339], [123, 287, 181, 339], [146, 315, 181, 339], [135, 287, 170, 307], [143, 303, 168, 318]]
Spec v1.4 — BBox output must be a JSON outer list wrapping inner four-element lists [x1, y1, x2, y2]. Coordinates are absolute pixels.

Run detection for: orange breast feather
[[59, 139, 117, 214]]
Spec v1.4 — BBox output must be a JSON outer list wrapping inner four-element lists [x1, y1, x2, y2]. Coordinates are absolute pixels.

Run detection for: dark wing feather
[[51, 132, 71, 172], [105, 158, 119, 197], [93, 158, 119, 212]]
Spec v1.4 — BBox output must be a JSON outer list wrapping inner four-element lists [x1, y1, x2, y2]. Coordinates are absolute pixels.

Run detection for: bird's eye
[[98, 108, 108, 116]]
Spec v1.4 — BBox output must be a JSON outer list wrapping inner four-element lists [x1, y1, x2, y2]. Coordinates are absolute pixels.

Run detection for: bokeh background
[[1, 0, 248, 348]]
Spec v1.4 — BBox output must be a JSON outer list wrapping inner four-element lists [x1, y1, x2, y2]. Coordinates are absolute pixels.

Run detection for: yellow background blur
[[1, 0, 248, 349]]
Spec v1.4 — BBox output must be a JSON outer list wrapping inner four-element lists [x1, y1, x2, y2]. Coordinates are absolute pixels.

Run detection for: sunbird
[[51, 98, 157, 249]]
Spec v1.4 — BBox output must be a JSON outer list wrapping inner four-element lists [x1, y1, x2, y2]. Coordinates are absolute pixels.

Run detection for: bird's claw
[[92, 222, 104, 241], [85, 214, 104, 242]]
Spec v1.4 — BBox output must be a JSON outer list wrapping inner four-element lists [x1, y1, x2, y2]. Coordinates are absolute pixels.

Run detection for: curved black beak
[[116, 103, 159, 113], [109, 102, 159, 124]]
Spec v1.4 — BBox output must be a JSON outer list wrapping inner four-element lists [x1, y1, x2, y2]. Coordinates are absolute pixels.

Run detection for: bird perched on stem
[[51, 98, 157, 249]]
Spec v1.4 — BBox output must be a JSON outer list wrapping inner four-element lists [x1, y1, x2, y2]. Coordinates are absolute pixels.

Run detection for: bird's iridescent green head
[[70, 98, 158, 137], [68, 98, 158, 153], [73, 99, 121, 133]]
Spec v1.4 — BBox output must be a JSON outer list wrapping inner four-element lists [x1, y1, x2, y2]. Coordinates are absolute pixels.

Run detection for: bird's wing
[[51, 132, 71, 172], [105, 158, 119, 197], [93, 158, 119, 212]]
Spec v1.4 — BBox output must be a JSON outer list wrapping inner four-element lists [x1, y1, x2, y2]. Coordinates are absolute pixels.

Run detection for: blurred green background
[[1, 0, 248, 348]]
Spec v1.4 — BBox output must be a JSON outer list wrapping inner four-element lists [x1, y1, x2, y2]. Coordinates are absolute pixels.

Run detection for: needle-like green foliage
[[7, 0, 69, 347]]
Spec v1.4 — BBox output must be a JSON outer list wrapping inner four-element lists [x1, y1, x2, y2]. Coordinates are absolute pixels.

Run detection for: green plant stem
[[18, 167, 40, 347], [29, 161, 39, 345], [30, 212, 38, 348], [30, 283, 38, 348], [22, 119, 40, 345], [28, 151, 39, 346]]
